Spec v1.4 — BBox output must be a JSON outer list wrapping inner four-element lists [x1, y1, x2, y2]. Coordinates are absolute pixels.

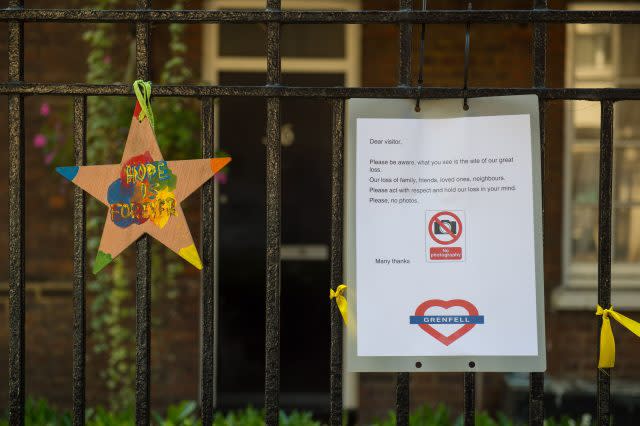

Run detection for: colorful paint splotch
[[107, 151, 178, 229]]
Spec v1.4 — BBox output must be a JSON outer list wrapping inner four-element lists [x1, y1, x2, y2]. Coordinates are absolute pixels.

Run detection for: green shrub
[[1, 399, 321, 426], [23, 398, 72, 426], [376, 404, 452, 426], [1, 398, 596, 426], [374, 403, 594, 426]]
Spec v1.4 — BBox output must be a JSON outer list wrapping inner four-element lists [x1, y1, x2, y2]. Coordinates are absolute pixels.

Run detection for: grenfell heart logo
[[409, 299, 484, 346]]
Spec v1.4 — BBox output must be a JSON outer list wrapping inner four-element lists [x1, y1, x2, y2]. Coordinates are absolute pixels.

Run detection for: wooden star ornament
[[57, 81, 231, 274]]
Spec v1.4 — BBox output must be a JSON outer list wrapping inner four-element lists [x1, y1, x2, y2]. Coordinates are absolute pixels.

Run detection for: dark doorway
[[217, 72, 345, 411]]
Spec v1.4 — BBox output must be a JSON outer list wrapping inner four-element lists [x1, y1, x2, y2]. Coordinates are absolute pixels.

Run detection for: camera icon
[[433, 219, 457, 235]]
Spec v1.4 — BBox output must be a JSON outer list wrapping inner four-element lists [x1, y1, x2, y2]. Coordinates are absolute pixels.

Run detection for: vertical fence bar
[[463, 372, 475, 426], [596, 100, 614, 426], [329, 99, 345, 426], [135, 233, 152, 426], [396, 1, 412, 424], [395, 373, 410, 426], [530, 1, 547, 424], [398, 0, 413, 86], [72, 96, 87, 426], [7, 0, 25, 424], [461, 1, 478, 423], [135, 1, 152, 424], [463, 373, 476, 426], [463, 2, 479, 420], [135, 0, 151, 82], [463, 373, 475, 426], [200, 96, 216, 423], [264, 0, 282, 425]]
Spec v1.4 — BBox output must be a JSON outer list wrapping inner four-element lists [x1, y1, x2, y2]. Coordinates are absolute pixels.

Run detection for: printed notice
[[355, 114, 540, 357]]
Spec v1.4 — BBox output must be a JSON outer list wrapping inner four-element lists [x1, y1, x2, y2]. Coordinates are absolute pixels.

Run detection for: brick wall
[[0, 280, 202, 410]]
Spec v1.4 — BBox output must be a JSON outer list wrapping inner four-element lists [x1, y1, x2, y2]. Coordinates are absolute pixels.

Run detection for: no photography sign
[[427, 210, 465, 262]]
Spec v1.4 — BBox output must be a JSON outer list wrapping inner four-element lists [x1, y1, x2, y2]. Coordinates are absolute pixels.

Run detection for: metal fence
[[2, 1, 640, 425]]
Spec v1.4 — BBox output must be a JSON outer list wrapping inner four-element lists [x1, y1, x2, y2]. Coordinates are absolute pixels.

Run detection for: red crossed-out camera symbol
[[428, 211, 463, 245]]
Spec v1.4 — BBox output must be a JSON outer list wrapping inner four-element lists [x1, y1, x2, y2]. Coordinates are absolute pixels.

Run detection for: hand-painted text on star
[[107, 151, 178, 229]]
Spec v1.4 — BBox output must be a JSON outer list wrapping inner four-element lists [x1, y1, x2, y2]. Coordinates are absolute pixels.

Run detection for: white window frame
[[556, 2, 640, 309], [202, 0, 362, 87]]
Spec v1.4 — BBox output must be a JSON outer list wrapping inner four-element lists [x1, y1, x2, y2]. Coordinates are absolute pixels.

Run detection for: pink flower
[[103, 55, 112, 64], [33, 134, 47, 148], [44, 152, 55, 165], [214, 172, 228, 184], [40, 103, 50, 117]]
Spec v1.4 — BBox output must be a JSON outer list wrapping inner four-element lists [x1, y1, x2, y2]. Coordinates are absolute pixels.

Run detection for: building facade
[[0, 0, 639, 423]]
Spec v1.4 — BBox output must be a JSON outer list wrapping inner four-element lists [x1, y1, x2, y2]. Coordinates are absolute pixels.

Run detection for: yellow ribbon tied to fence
[[596, 305, 640, 368], [330, 284, 348, 326]]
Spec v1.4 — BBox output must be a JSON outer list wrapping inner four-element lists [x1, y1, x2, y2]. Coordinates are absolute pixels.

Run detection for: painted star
[[57, 101, 231, 274]]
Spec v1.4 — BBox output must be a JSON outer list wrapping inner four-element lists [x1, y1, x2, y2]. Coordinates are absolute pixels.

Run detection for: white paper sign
[[346, 96, 545, 372]]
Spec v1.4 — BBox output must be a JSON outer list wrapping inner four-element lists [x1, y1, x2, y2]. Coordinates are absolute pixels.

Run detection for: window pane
[[572, 150, 600, 204], [282, 24, 345, 58], [572, 206, 598, 263], [620, 25, 640, 79], [219, 23, 345, 58], [615, 101, 640, 140], [219, 23, 265, 57], [614, 207, 640, 263], [614, 148, 640, 203], [572, 101, 601, 139], [574, 25, 613, 72]]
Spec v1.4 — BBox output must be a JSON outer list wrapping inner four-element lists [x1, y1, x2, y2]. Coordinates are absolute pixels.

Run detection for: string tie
[[133, 79, 155, 129]]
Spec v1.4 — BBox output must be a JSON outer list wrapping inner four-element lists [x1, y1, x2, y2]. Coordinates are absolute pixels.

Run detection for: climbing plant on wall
[[35, 0, 202, 409], [81, 0, 198, 409]]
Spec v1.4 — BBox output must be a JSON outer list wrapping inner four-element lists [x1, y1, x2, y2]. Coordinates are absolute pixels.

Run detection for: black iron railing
[[3, 1, 639, 425]]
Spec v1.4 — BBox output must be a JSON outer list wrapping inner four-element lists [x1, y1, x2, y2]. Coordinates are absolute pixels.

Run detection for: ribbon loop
[[596, 305, 640, 368], [330, 284, 348, 325], [133, 80, 155, 129]]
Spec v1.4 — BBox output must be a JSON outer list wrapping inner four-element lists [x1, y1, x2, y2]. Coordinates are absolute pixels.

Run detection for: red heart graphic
[[414, 299, 479, 346]]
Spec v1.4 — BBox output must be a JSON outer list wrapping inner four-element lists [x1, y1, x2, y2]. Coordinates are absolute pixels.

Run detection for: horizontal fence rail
[[3, 2, 633, 426], [1, 85, 640, 100], [1, 9, 640, 23]]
